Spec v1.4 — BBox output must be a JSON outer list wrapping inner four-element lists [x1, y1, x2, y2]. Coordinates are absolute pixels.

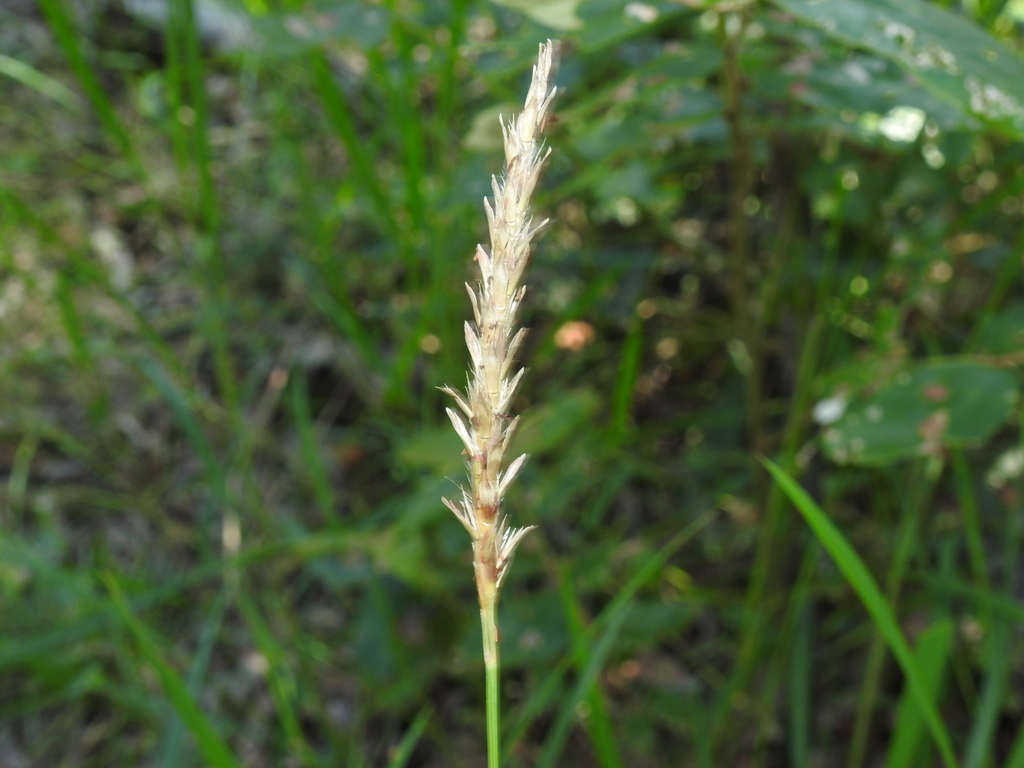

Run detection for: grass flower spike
[[441, 40, 558, 768]]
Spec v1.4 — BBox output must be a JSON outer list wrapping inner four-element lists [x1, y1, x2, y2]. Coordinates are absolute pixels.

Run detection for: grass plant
[[5, 1, 1024, 766], [440, 41, 558, 768], [765, 459, 959, 768]]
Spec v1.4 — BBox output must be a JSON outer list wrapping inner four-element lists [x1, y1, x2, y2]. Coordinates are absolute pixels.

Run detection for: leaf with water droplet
[[774, 0, 1024, 137], [820, 359, 1018, 465]]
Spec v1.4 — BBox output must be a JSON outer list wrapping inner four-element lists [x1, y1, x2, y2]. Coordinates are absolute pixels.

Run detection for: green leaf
[[575, 0, 685, 52], [762, 460, 959, 768], [821, 359, 1018, 465], [385, 704, 432, 768], [535, 598, 632, 768], [0, 53, 82, 110], [499, 590, 570, 666], [238, 591, 322, 768], [772, 0, 1024, 136], [37, 0, 134, 155], [885, 619, 954, 768], [492, 0, 583, 30], [249, 3, 390, 56], [1007, 720, 1024, 768], [397, 427, 463, 474], [974, 302, 1024, 354], [504, 511, 715, 759], [510, 388, 602, 456], [136, 355, 226, 516], [102, 573, 243, 768], [789, 51, 970, 136]]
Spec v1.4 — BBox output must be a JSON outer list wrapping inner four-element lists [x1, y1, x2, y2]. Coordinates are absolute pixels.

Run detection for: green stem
[[720, 10, 766, 476], [481, 602, 501, 768]]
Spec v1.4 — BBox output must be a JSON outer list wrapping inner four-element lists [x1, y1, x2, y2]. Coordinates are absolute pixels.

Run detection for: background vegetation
[[2, 0, 1024, 765]]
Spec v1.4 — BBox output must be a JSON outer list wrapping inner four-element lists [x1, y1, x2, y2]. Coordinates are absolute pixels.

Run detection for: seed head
[[441, 40, 559, 599]]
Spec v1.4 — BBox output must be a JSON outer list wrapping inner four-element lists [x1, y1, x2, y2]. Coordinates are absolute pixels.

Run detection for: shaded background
[[2, 0, 1024, 765]]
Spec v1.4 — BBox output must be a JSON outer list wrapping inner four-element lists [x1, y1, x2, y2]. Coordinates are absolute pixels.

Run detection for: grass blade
[[762, 459, 959, 768], [238, 589, 323, 768], [535, 601, 632, 768], [0, 53, 81, 109], [289, 371, 339, 526], [1007, 722, 1024, 768], [385, 704, 432, 768], [159, 589, 229, 768], [849, 459, 941, 768], [102, 573, 243, 768], [965, 479, 1022, 768], [884, 619, 954, 768], [309, 49, 396, 233], [962, 621, 1010, 768], [950, 447, 990, 597], [610, 316, 643, 443], [36, 0, 133, 155], [136, 355, 222, 488], [788, 593, 812, 768], [554, 564, 625, 768], [7, 431, 40, 519], [505, 510, 715, 761]]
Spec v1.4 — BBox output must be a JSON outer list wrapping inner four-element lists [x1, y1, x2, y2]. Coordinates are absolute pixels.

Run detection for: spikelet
[[441, 41, 558, 605]]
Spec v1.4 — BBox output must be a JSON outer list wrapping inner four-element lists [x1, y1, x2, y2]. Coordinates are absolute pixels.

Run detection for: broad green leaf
[[773, 0, 1024, 136], [638, 41, 723, 82], [975, 302, 1024, 355], [788, 51, 971, 137], [492, 0, 583, 30], [576, 0, 684, 51], [763, 460, 959, 768], [593, 161, 654, 207], [821, 360, 1018, 465], [249, 2, 389, 56]]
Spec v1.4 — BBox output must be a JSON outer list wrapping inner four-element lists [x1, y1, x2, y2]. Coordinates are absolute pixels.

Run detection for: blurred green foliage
[[2, 0, 1024, 765]]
